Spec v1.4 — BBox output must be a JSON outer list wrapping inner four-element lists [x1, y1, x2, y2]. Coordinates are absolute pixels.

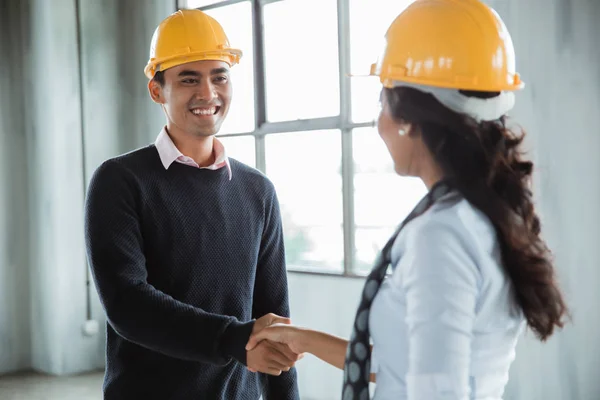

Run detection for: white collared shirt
[[154, 127, 232, 180], [369, 193, 525, 399]]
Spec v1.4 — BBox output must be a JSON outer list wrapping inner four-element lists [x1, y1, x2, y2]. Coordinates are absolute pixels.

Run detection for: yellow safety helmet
[[370, 0, 524, 91], [144, 9, 242, 79]]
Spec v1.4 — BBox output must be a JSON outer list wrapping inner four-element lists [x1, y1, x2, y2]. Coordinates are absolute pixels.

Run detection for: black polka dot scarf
[[341, 180, 453, 399]]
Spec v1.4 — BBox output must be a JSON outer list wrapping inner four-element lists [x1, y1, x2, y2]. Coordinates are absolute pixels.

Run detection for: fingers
[[264, 343, 295, 371], [266, 367, 283, 376], [270, 341, 302, 363], [255, 313, 292, 332], [246, 341, 302, 376], [269, 314, 292, 325], [247, 325, 284, 351], [246, 367, 282, 376], [252, 313, 291, 338]]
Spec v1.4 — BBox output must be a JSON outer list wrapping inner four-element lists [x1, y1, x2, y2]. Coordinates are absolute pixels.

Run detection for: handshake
[[245, 313, 306, 376]]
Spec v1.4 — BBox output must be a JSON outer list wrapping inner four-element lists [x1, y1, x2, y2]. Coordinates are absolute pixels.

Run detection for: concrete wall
[[0, 0, 174, 375], [24, 0, 98, 375], [1, 0, 599, 399], [77, 1, 174, 368], [486, 1, 600, 399], [0, 0, 32, 375]]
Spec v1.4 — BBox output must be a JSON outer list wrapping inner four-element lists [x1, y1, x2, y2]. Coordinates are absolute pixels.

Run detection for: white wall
[[287, 274, 365, 399]]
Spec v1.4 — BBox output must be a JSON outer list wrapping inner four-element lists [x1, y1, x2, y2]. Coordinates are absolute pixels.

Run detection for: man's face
[[150, 60, 232, 137]]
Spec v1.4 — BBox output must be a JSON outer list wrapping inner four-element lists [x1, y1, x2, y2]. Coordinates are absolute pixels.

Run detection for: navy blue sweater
[[84, 145, 299, 399]]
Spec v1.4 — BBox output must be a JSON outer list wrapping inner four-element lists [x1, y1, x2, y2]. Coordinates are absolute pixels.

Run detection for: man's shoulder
[[229, 158, 275, 192], [96, 146, 158, 172], [90, 145, 159, 184], [109, 145, 158, 167]]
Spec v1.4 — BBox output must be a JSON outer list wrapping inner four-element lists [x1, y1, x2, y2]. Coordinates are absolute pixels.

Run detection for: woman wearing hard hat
[[245, 0, 569, 398]]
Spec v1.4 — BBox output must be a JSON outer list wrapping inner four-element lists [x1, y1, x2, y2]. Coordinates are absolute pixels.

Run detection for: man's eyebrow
[[211, 67, 230, 75], [177, 68, 229, 77], [178, 70, 201, 77]]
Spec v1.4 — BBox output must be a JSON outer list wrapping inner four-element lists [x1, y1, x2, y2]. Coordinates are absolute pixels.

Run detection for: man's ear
[[148, 80, 164, 104]]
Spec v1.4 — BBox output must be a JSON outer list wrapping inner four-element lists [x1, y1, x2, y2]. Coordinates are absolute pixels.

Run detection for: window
[[204, 2, 255, 134], [352, 128, 426, 274], [265, 130, 343, 273], [180, 0, 228, 8], [178, 0, 421, 276], [263, 0, 340, 121], [349, 0, 415, 123], [217, 135, 256, 168]]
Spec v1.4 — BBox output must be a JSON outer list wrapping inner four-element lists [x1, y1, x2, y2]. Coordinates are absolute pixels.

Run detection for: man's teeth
[[191, 107, 216, 115]]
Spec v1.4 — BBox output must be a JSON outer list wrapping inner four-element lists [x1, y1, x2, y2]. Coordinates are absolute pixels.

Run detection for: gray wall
[[25, 0, 96, 375], [0, 0, 32, 376], [0, 0, 173, 375], [77, 1, 173, 367], [1, 0, 599, 399], [487, 1, 600, 399]]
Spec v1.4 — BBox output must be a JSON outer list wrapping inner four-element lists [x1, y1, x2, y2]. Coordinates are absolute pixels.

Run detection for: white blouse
[[369, 193, 525, 399]]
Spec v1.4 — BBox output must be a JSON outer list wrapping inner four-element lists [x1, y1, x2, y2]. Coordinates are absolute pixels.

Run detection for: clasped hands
[[245, 313, 305, 376]]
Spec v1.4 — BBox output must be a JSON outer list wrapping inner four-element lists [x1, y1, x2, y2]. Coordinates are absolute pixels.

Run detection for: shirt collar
[[154, 127, 232, 180]]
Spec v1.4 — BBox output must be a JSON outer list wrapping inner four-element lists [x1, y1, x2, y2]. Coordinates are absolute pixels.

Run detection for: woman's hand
[[247, 325, 368, 378], [246, 323, 308, 356]]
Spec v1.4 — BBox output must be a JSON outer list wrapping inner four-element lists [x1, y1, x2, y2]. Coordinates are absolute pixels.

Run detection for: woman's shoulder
[[416, 192, 495, 240], [393, 192, 498, 261]]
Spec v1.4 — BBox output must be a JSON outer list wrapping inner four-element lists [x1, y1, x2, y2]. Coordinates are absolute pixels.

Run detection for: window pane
[[265, 130, 343, 272], [205, 3, 255, 134], [349, 0, 415, 123], [217, 135, 255, 168], [352, 127, 427, 274], [263, 0, 340, 122], [181, 0, 228, 9]]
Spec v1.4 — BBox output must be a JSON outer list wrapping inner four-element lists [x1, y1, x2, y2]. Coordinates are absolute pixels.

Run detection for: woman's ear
[[398, 123, 417, 137], [407, 124, 422, 138]]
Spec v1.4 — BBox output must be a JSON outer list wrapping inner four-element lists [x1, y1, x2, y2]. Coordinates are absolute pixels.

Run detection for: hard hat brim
[[144, 48, 243, 79]]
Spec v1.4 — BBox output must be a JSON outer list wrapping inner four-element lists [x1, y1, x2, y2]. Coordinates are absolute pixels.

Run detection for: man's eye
[[214, 76, 228, 83], [182, 79, 197, 84]]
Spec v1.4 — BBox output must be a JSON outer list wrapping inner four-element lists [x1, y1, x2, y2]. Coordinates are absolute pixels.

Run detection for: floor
[[0, 370, 104, 400]]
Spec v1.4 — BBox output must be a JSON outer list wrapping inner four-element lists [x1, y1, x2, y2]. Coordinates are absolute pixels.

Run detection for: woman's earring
[[398, 128, 407, 136]]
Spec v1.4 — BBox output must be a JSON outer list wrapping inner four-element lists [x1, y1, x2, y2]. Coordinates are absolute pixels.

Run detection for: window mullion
[[252, 0, 267, 172], [338, 0, 354, 276]]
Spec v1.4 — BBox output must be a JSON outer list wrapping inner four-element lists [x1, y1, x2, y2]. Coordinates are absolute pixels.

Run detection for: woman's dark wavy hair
[[384, 86, 568, 341]]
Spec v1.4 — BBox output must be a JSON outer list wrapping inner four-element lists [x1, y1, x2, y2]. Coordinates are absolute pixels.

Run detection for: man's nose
[[196, 82, 217, 102]]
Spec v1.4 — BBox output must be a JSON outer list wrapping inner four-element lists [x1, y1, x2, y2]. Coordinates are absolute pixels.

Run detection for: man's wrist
[[219, 319, 256, 365]]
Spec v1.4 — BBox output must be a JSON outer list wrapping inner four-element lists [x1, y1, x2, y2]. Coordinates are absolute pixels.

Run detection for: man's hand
[[253, 313, 292, 335], [246, 313, 301, 375], [246, 323, 307, 354], [246, 340, 302, 376]]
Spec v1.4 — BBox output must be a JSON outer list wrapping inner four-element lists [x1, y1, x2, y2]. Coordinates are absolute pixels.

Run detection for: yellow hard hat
[[370, 0, 524, 91], [144, 9, 242, 79]]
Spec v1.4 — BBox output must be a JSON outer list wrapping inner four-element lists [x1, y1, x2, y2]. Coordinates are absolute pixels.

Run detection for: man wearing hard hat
[[84, 9, 300, 400]]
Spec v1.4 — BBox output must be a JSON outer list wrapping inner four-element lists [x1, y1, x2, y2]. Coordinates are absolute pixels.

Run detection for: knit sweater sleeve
[[252, 185, 300, 400], [84, 160, 254, 365]]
